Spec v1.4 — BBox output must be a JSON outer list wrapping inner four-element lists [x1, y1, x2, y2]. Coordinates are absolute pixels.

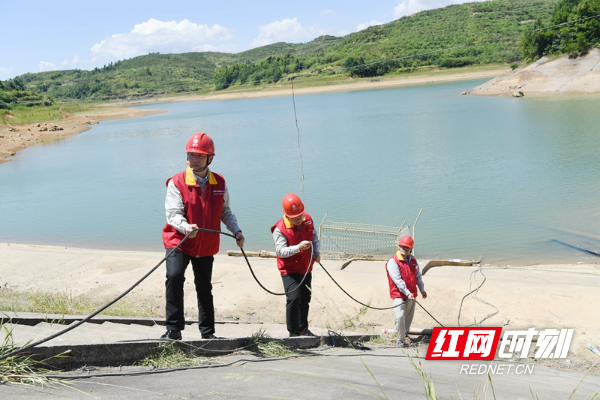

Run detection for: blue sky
[[1, 0, 485, 79]]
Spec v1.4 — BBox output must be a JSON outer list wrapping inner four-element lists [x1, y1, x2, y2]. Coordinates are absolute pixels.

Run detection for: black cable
[[37, 351, 411, 380], [317, 261, 444, 326], [317, 261, 404, 311], [0, 227, 311, 360], [0, 229, 198, 361], [1, 228, 446, 361], [237, 232, 313, 296], [415, 301, 445, 327]]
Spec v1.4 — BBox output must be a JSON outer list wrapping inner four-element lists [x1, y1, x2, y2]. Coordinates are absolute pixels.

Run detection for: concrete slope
[[0, 313, 370, 367]]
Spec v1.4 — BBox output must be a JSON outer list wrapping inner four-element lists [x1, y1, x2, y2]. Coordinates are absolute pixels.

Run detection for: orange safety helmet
[[398, 235, 414, 249], [185, 133, 215, 155], [282, 193, 305, 218]]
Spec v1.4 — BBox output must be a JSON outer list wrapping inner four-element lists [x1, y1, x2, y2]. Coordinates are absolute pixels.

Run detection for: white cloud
[[322, 9, 332, 14], [72, 55, 80, 64], [250, 18, 325, 48], [0, 66, 13, 74], [394, 0, 488, 18], [38, 61, 57, 72], [61, 60, 69, 66], [357, 20, 384, 31], [90, 18, 236, 62]]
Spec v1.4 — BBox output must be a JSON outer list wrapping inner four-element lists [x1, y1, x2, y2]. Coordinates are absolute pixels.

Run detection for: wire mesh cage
[[318, 214, 408, 260]]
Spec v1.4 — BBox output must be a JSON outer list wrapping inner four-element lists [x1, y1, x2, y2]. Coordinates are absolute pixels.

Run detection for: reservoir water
[[1, 78, 599, 265]]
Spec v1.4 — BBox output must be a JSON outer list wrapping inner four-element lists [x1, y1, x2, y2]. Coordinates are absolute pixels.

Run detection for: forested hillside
[[522, 0, 600, 60], [0, 77, 52, 110], [6, 0, 562, 100]]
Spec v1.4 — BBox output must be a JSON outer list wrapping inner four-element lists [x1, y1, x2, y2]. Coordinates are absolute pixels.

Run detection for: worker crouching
[[271, 193, 320, 337]]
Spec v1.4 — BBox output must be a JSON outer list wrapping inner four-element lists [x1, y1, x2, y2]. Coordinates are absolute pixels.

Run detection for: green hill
[[7, 0, 559, 101], [522, 0, 600, 60]]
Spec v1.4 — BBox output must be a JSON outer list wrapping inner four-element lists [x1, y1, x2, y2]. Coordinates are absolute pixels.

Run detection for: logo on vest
[[212, 189, 225, 196]]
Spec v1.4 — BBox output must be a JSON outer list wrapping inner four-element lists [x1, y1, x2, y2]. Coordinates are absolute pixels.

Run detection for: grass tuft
[[407, 350, 439, 400], [249, 328, 296, 358], [138, 342, 210, 369], [0, 319, 68, 386], [0, 288, 162, 318]]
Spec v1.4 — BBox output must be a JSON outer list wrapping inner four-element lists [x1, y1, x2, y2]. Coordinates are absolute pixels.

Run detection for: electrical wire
[[0, 228, 312, 360], [36, 351, 411, 380], [317, 261, 444, 326], [457, 263, 499, 327], [290, 78, 305, 198], [0, 228, 198, 361], [0, 229, 447, 360], [317, 261, 405, 311]]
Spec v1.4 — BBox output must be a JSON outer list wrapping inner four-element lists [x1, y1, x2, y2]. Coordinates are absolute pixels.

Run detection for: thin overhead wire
[[290, 78, 305, 198]]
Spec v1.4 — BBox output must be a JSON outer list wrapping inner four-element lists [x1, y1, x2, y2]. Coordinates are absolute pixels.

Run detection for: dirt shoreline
[[0, 66, 506, 164], [1, 242, 598, 369], [0, 107, 164, 165]]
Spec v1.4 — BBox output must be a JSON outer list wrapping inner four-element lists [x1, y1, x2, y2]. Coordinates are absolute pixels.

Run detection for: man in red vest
[[161, 132, 245, 340], [271, 193, 320, 337], [385, 235, 427, 348]]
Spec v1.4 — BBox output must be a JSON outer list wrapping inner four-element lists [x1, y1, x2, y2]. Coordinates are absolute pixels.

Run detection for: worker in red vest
[[385, 235, 427, 348], [161, 132, 245, 340], [271, 193, 320, 337]]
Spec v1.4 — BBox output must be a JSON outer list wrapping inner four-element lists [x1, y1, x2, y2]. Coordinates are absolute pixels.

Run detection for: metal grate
[[318, 215, 408, 260]]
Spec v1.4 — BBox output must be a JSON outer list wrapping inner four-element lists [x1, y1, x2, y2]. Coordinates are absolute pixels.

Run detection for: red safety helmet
[[185, 133, 215, 155], [398, 235, 414, 249], [282, 193, 305, 218]]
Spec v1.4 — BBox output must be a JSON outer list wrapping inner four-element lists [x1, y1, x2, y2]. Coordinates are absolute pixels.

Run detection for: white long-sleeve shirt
[[165, 169, 241, 235], [386, 256, 425, 297]]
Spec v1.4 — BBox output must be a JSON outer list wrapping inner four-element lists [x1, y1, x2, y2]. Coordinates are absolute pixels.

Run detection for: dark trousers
[[165, 248, 215, 337], [281, 272, 312, 334]]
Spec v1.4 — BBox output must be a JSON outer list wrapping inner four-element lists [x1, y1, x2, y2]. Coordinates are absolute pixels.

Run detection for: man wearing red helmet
[[271, 193, 320, 337], [161, 133, 245, 341], [385, 235, 427, 348]]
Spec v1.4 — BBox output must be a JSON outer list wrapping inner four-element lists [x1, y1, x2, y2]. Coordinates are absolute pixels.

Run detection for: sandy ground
[[1, 243, 599, 369], [0, 66, 506, 165], [472, 48, 600, 96]]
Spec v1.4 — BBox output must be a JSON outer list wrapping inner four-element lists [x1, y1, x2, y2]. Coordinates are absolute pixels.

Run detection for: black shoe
[[299, 329, 317, 337], [160, 330, 182, 340], [202, 334, 221, 340], [289, 332, 302, 337]]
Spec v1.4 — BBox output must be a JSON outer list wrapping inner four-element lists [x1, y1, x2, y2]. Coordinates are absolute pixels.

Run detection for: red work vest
[[271, 213, 315, 275], [386, 253, 419, 299], [162, 168, 225, 257]]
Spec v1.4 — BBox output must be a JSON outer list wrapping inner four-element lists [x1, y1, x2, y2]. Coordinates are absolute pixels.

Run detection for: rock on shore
[[472, 48, 600, 96]]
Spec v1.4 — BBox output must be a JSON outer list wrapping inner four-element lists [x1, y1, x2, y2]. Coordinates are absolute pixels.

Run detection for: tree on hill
[[0, 78, 52, 109], [521, 0, 600, 60]]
